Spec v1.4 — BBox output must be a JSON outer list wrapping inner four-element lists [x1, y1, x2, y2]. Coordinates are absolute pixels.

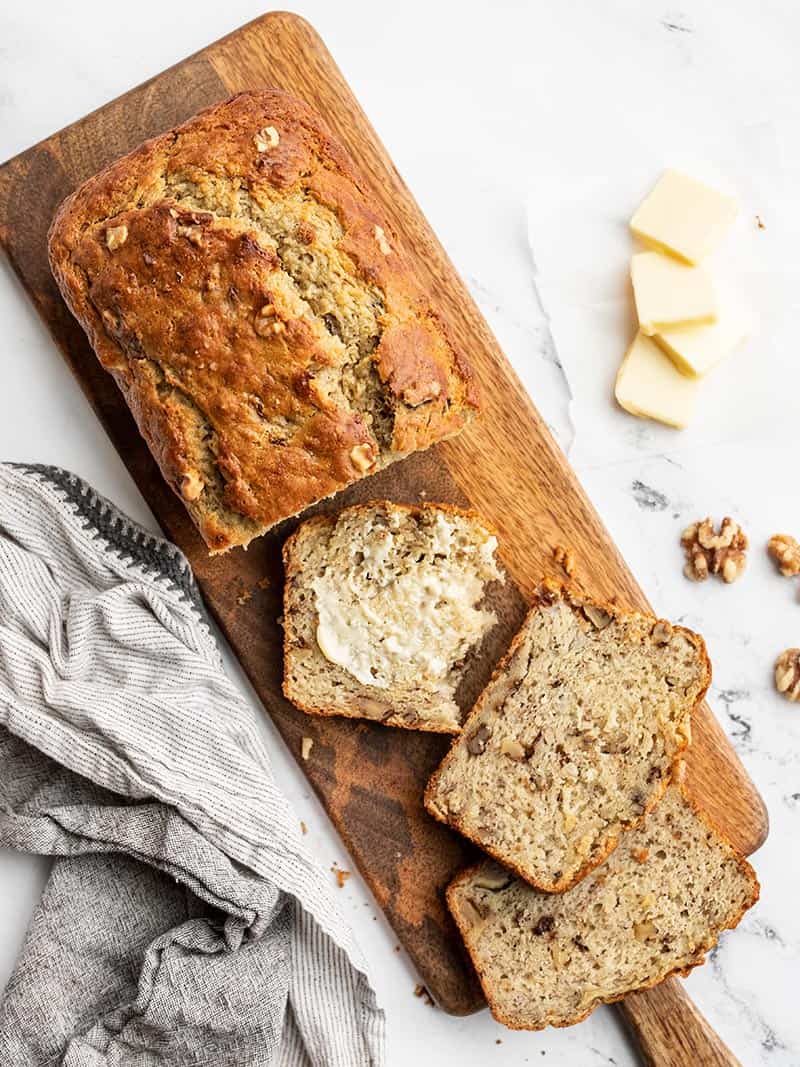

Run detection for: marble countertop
[[1, 2, 798, 1064]]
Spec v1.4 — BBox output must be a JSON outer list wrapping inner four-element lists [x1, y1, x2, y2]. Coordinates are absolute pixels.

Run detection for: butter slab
[[655, 298, 752, 378], [615, 331, 700, 429], [630, 170, 738, 265], [631, 251, 717, 336]]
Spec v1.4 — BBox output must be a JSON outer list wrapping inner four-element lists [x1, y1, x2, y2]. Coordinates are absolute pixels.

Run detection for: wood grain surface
[[622, 980, 743, 1067], [0, 9, 767, 1042]]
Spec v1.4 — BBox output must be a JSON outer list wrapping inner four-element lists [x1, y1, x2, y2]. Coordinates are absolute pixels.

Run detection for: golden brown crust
[[281, 499, 497, 732], [424, 580, 712, 892], [48, 91, 479, 552], [447, 783, 759, 1030]]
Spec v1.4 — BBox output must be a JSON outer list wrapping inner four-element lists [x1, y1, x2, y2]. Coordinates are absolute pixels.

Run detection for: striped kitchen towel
[[0, 463, 385, 1066]]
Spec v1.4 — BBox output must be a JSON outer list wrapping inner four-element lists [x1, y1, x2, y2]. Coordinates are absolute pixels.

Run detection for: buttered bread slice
[[282, 501, 502, 732], [447, 785, 758, 1030], [425, 583, 710, 890]]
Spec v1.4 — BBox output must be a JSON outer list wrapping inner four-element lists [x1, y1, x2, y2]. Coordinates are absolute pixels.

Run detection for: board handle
[[619, 979, 742, 1067]]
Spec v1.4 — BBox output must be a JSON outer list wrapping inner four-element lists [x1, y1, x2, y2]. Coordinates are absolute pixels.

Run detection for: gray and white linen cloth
[[0, 463, 385, 1066]]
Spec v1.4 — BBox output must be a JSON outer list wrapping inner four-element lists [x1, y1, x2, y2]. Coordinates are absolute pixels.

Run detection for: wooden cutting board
[[0, 10, 767, 1031]]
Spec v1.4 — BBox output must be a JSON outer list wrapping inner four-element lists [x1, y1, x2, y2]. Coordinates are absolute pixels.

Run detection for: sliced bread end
[[447, 784, 758, 1030]]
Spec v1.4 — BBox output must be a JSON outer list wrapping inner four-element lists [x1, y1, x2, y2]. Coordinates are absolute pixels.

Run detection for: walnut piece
[[373, 225, 392, 255], [553, 544, 576, 576], [254, 304, 286, 337], [105, 224, 128, 250], [254, 125, 280, 151], [768, 534, 800, 577], [500, 737, 526, 760], [681, 517, 748, 583], [651, 621, 673, 645], [775, 649, 800, 702], [349, 443, 376, 473], [180, 471, 204, 501], [472, 869, 513, 891], [634, 920, 658, 941], [583, 604, 612, 629], [467, 723, 491, 755]]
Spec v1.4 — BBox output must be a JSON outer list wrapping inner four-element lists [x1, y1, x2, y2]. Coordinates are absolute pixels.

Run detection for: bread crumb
[[394, 944, 401, 952], [257, 576, 271, 590], [495, 1038, 503, 1044], [236, 588, 252, 605], [300, 820, 308, 835], [413, 984, 434, 1006], [331, 864, 351, 888], [756, 214, 765, 229], [301, 736, 314, 761]]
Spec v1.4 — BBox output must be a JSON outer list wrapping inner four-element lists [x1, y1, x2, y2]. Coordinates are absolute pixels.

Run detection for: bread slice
[[425, 583, 710, 890], [447, 784, 759, 1030], [282, 501, 502, 732]]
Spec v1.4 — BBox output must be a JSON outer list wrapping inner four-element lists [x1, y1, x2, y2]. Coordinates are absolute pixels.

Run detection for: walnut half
[[775, 649, 800, 702], [768, 534, 800, 577], [681, 517, 748, 583]]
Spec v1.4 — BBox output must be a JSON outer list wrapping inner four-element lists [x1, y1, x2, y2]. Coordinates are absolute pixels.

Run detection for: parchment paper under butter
[[526, 117, 800, 468]]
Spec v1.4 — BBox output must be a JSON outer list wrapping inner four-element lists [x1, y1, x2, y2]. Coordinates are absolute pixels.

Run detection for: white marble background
[[1, 2, 799, 1064]]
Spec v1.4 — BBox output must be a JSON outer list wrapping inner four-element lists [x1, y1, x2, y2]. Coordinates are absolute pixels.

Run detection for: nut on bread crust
[[425, 580, 711, 892], [446, 783, 758, 1031], [48, 91, 479, 552]]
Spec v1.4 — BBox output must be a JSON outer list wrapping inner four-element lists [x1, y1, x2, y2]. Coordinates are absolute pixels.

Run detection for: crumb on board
[[394, 944, 401, 953], [301, 736, 314, 761], [331, 864, 351, 888], [257, 576, 271, 590], [756, 214, 765, 229], [413, 984, 434, 1007], [495, 1038, 503, 1044], [300, 820, 308, 835], [236, 587, 252, 605]]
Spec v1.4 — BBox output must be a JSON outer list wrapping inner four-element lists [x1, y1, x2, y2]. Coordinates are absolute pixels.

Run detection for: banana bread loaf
[[447, 784, 758, 1030], [425, 582, 710, 890], [283, 501, 502, 732], [48, 91, 478, 552]]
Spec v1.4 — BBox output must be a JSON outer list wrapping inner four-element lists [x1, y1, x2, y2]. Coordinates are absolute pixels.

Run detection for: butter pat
[[615, 331, 700, 429], [630, 170, 738, 264], [654, 298, 752, 378], [631, 251, 717, 335]]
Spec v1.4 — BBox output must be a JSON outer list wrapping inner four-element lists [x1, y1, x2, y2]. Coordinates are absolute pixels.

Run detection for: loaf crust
[[447, 784, 759, 1030], [425, 581, 711, 892], [48, 91, 478, 552], [282, 500, 501, 732]]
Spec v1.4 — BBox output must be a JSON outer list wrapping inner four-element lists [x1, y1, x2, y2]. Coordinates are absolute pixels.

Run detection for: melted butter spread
[[312, 511, 501, 691]]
